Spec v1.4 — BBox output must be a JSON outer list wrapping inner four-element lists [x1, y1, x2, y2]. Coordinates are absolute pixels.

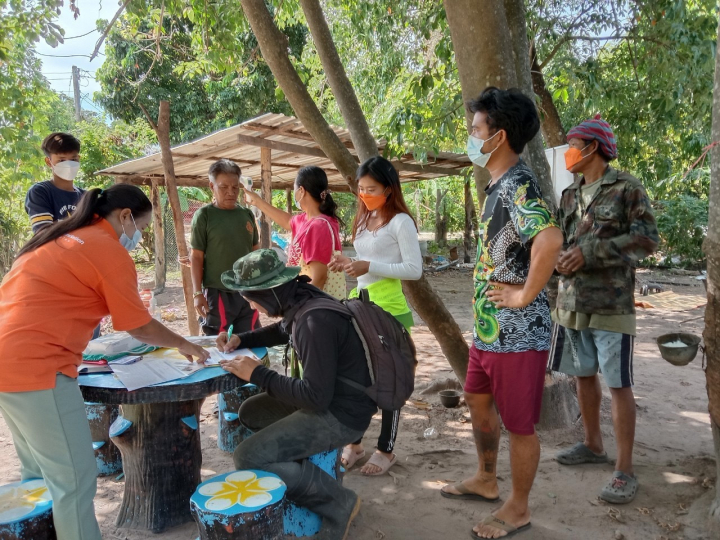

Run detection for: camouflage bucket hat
[[220, 249, 300, 291]]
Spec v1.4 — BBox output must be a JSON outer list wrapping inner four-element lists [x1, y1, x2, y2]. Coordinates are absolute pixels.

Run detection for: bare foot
[[359, 451, 394, 475], [472, 501, 530, 538], [341, 443, 364, 467], [441, 476, 499, 500]]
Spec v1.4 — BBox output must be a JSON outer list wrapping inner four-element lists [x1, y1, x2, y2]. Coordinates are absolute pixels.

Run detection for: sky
[[35, 1, 121, 114]]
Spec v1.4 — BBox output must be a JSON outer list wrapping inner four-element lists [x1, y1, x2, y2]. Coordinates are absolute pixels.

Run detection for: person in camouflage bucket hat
[[221, 249, 300, 291], [215, 248, 375, 539], [550, 118, 659, 506]]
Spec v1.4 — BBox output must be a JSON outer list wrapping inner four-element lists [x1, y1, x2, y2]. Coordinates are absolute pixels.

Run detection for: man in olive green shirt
[[190, 159, 260, 335]]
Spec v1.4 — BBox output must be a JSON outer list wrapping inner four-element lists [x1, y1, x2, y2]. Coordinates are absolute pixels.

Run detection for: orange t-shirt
[[0, 219, 152, 392]]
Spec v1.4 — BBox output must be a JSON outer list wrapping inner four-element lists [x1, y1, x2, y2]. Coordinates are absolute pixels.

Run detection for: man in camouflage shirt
[[551, 115, 658, 504]]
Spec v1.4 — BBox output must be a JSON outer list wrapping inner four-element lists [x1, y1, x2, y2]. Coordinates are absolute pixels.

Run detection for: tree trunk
[[239, 0, 358, 191], [260, 147, 273, 249], [112, 400, 202, 532], [463, 177, 474, 263], [403, 277, 469, 384], [286, 188, 292, 214], [156, 101, 199, 335], [246, 0, 473, 381], [151, 179, 166, 293], [502, 0, 555, 209], [300, 0, 377, 163], [530, 42, 567, 148], [704, 14, 720, 524]]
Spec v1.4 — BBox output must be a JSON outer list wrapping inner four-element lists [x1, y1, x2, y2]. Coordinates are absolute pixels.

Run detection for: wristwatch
[[193, 290, 204, 298]]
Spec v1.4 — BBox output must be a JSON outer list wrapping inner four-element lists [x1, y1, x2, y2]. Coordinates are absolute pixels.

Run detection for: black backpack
[[292, 294, 417, 411]]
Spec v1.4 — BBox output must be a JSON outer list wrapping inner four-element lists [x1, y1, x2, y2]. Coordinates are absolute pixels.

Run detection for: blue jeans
[[234, 393, 363, 538]]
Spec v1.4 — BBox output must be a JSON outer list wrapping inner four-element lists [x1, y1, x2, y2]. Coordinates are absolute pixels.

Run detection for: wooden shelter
[[97, 112, 471, 191], [97, 112, 470, 302]]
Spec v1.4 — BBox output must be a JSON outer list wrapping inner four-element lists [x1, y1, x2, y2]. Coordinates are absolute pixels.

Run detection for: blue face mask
[[467, 130, 500, 168], [119, 213, 142, 252]]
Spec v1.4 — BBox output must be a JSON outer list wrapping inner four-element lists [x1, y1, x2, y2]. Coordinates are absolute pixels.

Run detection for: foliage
[[96, 6, 305, 143], [654, 195, 708, 265], [535, 0, 717, 199]]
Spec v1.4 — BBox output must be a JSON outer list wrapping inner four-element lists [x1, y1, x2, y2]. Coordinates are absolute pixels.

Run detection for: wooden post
[[260, 147, 273, 249], [150, 179, 166, 293], [156, 101, 199, 335], [286, 188, 292, 214]]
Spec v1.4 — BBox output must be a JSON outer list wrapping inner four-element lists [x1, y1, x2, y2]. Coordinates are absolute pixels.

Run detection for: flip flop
[[440, 481, 500, 502], [341, 446, 366, 470], [555, 442, 608, 465], [341, 497, 362, 540], [361, 451, 397, 476], [470, 515, 531, 539]]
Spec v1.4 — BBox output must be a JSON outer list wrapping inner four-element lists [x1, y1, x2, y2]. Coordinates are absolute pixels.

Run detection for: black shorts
[[201, 288, 261, 336]]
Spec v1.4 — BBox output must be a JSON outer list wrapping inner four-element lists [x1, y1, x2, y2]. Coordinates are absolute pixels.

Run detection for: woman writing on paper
[[243, 166, 346, 300], [0, 184, 209, 540], [329, 156, 422, 476]]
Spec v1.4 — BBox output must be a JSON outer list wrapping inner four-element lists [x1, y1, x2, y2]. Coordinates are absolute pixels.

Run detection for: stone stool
[[0, 478, 55, 539], [85, 402, 122, 477], [190, 470, 286, 539], [217, 384, 262, 453], [284, 448, 342, 537]]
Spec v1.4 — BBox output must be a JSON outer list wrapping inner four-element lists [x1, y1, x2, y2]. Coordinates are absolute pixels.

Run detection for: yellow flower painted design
[[0, 479, 52, 523], [198, 471, 284, 511]]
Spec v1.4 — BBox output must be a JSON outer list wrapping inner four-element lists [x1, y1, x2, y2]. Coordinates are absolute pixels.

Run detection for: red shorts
[[464, 345, 548, 435]]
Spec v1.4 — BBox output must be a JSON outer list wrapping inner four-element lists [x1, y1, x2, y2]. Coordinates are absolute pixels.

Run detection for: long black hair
[[18, 184, 152, 258], [295, 166, 344, 227], [352, 156, 416, 241]]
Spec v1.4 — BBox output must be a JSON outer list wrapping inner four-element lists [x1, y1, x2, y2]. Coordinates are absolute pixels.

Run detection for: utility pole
[[72, 66, 81, 121]]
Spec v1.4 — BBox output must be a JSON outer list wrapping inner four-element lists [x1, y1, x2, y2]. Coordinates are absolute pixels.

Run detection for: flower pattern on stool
[[197, 471, 285, 511]]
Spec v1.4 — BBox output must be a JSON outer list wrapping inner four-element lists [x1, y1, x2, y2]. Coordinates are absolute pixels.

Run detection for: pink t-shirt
[[289, 214, 340, 266]]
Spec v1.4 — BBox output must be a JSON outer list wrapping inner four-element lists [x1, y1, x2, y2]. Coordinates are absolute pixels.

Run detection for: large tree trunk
[[704, 14, 720, 525], [530, 42, 567, 148], [243, 0, 473, 380], [502, 0, 555, 209], [239, 0, 359, 191], [157, 101, 199, 335], [300, 0, 377, 163]]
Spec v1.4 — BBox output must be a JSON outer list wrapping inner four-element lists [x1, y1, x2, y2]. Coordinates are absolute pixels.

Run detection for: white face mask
[[119, 213, 142, 252], [293, 188, 303, 210], [52, 160, 80, 181], [467, 131, 501, 168]]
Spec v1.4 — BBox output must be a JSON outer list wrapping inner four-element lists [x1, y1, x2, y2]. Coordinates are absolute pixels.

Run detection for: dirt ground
[[0, 268, 716, 540]]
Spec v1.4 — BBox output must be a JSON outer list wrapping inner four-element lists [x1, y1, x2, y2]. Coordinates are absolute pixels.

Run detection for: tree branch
[[538, 34, 669, 70], [90, 0, 132, 61], [138, 102, 158, 132]]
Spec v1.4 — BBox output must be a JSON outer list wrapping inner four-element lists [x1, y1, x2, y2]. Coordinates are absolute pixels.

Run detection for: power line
[[63, 29, 99, 40]]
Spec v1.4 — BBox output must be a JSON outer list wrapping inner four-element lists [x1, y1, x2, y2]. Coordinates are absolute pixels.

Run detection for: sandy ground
[[0, 268, 716, 540]]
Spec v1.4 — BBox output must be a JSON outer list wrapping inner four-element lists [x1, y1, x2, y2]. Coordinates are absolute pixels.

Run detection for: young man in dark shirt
[[217, 249, 374, 540], [25, 132, 84, 234]]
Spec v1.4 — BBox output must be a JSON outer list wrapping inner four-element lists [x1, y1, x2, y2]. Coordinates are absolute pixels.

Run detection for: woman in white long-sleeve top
[[329, 156, 422, 476]]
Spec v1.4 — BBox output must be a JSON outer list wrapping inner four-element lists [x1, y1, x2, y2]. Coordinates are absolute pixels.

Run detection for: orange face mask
[[564, 143, 593, 171], [358, 192, 388, 212]]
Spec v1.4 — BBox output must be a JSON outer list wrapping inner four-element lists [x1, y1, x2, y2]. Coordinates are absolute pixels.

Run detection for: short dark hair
[[41, 132, 80, 157], [467, 87, 540, 154], [208, 159, 241, 183]]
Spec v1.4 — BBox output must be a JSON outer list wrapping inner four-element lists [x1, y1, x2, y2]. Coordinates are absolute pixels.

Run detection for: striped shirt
[[25, 181, 85, 234]]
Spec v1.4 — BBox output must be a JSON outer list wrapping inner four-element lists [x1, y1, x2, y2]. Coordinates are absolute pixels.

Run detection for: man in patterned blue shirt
[[441, 88, 563, 539]]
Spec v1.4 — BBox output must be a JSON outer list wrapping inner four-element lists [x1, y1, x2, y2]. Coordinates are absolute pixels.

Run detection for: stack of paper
[[205, 347, 259, 366], [110, 358, 204, 391]]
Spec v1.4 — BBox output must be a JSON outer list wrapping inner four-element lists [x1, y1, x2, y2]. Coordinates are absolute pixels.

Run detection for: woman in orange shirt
[[0, 184, 209, 540]]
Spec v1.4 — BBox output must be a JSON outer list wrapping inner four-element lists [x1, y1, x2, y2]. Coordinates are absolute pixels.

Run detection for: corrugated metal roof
[[98, 113, 471, 190]]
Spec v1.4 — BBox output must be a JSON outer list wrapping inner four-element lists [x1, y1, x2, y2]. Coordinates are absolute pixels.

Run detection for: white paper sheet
[[205, 347, 258, 366], [110, 358, 204, 391]]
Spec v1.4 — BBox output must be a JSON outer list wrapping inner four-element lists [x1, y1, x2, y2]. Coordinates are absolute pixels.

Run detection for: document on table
[[205, 347, 259, 366], [110, 358, 204, 391]]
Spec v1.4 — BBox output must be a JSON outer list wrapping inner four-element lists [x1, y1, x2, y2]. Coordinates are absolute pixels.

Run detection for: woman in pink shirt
[[244, 166, 346, 299]]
